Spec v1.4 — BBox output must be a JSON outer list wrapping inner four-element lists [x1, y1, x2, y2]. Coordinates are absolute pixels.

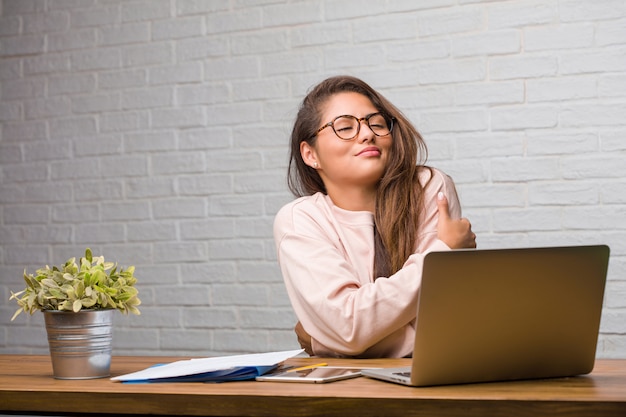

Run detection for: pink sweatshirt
[[273, 168, 462, 358]]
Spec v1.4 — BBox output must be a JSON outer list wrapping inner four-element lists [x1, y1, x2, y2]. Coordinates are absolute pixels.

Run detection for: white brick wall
[[0, 0, 624, 359]]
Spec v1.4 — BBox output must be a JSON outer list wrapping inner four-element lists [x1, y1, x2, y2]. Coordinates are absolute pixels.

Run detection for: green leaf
[[58, 300, 71, 311], [11, 308, 23, 321], [40, 279, 59, 288], [48, 287, 66, 299], [80, 257, 91, 271], [104, 294, 116, 308], [92, 269, 106, 285], [9, 290, 25, 301], [23, 272, 37, 289], [27, 292, 36, 309], [81, 296, 97, 308], [60, 283, 74, 294], [72, 299, 82, 313], [127, 304, 141, 315], [98, 292, 109, 308], [52, 270, 65, 281], [83, 272, 93, 287], [75, 280, 84, 298], [115, 292, 132, 302]]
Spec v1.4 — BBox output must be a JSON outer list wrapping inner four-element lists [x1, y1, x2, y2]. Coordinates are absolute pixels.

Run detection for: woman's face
[[301, 92, 392, 192]]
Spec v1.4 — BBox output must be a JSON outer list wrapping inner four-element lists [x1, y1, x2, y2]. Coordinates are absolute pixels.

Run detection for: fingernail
[[438, 192, 444, 201]]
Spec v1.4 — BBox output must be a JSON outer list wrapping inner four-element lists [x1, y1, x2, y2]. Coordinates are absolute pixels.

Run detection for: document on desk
[[111, 349, 304, 383]]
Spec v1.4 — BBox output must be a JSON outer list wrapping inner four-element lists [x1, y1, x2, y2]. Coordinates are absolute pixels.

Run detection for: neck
[[325, 183, 377, 212]]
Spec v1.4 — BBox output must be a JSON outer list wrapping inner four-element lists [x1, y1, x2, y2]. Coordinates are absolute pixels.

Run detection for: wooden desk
[[1, 355, 625, 417]]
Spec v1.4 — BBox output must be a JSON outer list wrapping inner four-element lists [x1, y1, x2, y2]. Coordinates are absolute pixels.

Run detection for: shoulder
[[417, 166, 456, 192], [274, 192, 332, 235], [275, 192, 329, 220], [418, 165, 462, 217]]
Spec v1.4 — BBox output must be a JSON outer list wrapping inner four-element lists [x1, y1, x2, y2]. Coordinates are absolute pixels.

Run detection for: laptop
[[362, 245, 610, 387]]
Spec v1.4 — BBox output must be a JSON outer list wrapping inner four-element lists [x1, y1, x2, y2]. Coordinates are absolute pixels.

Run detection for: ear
[[300, 141, 319, 169]]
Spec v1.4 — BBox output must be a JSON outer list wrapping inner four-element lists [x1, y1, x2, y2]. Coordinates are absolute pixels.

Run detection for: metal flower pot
[[43, 309, 114, 379]]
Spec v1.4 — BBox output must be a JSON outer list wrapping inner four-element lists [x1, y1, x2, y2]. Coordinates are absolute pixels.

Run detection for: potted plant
[[10, 248, 141, 379]]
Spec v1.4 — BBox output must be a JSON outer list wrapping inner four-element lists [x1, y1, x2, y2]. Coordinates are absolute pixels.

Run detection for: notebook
[[362, 245, 610, 387]]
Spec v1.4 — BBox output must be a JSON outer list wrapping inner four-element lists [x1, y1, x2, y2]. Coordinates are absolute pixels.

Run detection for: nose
[[357, 118, 375, 143]]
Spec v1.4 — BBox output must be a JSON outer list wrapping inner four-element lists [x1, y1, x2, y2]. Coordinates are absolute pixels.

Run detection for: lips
[[356, 146, 381, 157]]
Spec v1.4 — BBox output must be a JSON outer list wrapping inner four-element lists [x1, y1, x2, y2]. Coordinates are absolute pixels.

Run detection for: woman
[[274, 75, 476, 358]]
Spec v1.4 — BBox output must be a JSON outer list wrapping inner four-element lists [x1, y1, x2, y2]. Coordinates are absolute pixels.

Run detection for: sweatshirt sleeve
[[274, 169, 461, 357]]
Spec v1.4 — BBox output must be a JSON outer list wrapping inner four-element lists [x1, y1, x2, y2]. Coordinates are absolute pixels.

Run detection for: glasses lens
[[332, 116, 359, 140], [368, 113, 392, 136]]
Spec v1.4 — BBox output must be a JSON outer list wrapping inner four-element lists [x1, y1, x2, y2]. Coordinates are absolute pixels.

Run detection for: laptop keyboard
[[393, 371, 411, 378]]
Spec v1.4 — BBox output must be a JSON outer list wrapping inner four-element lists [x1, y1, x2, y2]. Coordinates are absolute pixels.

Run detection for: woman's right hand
[[436, 192, 476, 249], [294, 321, 314, 355]]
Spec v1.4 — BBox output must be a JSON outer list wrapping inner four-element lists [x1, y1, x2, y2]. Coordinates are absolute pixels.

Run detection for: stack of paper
[[111, 349, 304, 383]]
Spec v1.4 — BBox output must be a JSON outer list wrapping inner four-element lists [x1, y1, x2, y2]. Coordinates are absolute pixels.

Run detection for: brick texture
[[1, 0, 624, 359]]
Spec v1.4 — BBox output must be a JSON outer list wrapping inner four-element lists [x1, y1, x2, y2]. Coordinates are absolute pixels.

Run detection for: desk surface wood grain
[[1, 355, 625, 417]]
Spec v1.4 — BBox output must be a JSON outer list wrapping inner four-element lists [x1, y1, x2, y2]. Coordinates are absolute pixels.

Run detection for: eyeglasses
[[315, 112, 394, 140]]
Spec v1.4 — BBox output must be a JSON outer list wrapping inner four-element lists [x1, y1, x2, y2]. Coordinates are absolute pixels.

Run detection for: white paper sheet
[[111, 349, 304, 382]]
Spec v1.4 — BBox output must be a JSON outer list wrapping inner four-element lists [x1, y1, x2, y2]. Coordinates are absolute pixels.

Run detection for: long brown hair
[[287, 75, 429, 278]]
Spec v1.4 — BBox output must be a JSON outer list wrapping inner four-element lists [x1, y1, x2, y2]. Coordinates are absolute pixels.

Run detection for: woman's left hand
[[436, 192, 477, 249]]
